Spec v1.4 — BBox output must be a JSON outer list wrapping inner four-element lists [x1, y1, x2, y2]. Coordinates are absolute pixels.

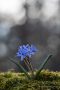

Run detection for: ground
[[0, 70, 60, 90]]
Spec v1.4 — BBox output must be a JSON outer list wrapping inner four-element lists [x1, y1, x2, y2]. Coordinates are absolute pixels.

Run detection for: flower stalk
[[24, 58, 31, 71], [24, 57, 34, 77]]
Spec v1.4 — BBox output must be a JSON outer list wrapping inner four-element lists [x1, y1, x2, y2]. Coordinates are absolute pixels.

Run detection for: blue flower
[[16, 44, 38, 61]]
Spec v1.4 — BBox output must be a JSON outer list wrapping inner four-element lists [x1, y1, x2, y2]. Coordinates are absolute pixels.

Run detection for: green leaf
[[8, 58, 31, 79], [35, 54, 52, 78]]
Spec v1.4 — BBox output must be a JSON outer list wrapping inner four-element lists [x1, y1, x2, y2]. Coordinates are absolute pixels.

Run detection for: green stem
[[25, 57, 34, 77], [28, 59, 34, 76], [8, 58, 31, 79], [35, 54, 52, 78], [24, 59, 31, 71]]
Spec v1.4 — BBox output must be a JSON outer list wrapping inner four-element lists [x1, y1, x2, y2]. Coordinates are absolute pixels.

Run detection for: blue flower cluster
[[16, 44, 38, 61]]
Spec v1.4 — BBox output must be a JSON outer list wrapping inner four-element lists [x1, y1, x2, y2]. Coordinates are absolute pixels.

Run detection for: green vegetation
[[0, 70, 60, 90]]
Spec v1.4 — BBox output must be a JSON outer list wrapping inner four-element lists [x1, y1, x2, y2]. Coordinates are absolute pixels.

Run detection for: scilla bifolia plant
[[9, 44, 52, 79]]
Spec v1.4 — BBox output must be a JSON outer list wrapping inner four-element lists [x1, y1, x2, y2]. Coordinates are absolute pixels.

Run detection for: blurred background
[[0, 0, 60, 72]]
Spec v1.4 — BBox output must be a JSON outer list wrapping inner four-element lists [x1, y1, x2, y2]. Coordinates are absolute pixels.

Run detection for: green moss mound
[[0, 70, 60, 90]]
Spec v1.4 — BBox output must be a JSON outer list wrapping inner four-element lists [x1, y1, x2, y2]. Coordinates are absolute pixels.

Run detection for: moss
[[0, 70, 60, 90], [35, 70, 60, 81]]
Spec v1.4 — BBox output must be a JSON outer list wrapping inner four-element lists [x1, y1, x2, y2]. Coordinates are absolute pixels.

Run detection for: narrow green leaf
[[8, 58, 31, 79], [35, 54, 52, 78]]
